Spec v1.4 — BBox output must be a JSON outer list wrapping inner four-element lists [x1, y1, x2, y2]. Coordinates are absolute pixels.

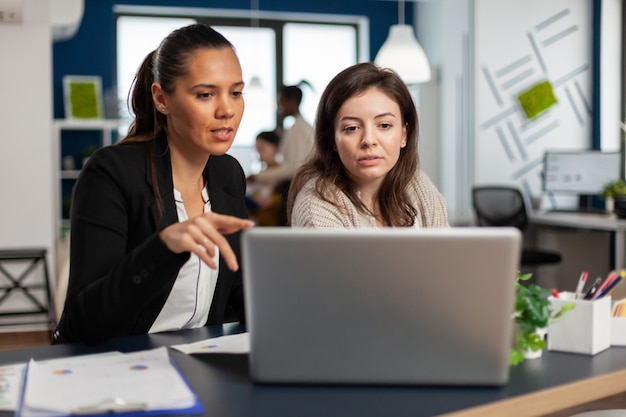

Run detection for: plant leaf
[[510, 348, 525, 366]]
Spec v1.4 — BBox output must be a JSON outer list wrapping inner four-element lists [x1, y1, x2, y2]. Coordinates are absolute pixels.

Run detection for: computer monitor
[[543, 150, 622, 211]]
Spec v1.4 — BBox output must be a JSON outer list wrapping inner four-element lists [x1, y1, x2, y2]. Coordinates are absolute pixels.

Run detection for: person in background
[[246, 130, 286, 226], [248, 81, 314, 188], [53, 24, 254, 345], [287, 62, 448, 228], [255, 130, 281, 170]]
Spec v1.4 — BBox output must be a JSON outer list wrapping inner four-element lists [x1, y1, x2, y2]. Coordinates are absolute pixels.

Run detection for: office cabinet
[[52, 119, 119, 239]]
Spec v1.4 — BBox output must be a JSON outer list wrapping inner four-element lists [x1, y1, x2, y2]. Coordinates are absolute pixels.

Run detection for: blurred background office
[[0, 0, 623, 333]]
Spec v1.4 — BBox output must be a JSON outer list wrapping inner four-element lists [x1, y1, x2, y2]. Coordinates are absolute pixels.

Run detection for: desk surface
[[3, 324, 626, 417], [530, 211, 626, 271], [530, 211, 626, 231]]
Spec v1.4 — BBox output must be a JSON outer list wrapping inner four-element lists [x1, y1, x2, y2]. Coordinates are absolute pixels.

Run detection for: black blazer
[[54, 135, 248, 344]]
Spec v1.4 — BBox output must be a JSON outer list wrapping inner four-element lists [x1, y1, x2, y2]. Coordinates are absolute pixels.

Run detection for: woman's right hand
[[159, 212, 254, 271]]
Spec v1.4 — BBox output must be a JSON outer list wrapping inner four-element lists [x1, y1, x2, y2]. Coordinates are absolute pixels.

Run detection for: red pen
[[596, 270, 626, 299], [575, 271, 588, 299], [551, 289, 560, 298], [592, 271, 617, 300]]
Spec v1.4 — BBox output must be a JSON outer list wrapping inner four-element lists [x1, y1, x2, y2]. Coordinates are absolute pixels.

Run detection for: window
[[212, 26, 277, 148], [116, 16, 196, 136]]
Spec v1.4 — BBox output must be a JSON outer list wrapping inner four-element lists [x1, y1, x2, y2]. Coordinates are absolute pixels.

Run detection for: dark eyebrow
[[374, 112, 397, 119], [339, 112, 397, 123], [339, 116, 362, 123], [191, 81, 245, 90]]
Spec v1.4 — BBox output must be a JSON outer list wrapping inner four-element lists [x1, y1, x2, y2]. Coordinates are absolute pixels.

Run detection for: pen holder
[[547, 292, 611, 355]]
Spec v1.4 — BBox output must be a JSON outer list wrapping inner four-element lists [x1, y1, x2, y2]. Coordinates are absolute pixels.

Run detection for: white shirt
[[254, 114, 314, 184], [149, 187, 219, 333]]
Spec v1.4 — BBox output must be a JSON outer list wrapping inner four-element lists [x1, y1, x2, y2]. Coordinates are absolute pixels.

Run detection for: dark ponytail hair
[[279, 80, 314, 106], [124, 50, 160, 140]]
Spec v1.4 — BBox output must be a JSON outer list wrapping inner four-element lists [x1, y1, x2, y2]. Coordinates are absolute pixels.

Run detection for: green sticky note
[[517, 80, 558, 120]]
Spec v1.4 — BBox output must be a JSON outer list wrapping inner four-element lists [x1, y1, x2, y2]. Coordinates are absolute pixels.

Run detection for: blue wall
[[51, 0, 407, 119]]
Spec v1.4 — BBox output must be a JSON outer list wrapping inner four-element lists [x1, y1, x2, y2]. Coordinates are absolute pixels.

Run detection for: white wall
[[600, 0, 623, 152], [0, 0, 55, 321], [473, 0, 593, 209], [417, 0, 473, 224], [417, 0, 598, 222], [415, 1, 443, 192]]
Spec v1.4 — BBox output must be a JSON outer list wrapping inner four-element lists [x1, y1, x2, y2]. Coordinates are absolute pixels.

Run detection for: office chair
[[472, 186, 562, 268]]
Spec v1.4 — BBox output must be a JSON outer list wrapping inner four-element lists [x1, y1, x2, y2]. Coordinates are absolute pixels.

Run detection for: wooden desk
[[530, 211, 626, 270], [4, 324, 626, 417]]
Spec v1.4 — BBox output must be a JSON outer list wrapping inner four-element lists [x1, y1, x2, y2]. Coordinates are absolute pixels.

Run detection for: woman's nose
[[215, 95, 235, 119], [360, 129, 376, 147]]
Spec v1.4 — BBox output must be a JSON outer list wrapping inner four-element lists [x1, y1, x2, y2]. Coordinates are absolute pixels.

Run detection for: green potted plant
[[510, 273, 574, 366], [600, 179, 626, 214]]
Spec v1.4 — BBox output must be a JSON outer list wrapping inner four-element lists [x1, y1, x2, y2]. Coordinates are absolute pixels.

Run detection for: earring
[[159, 107, 166, 113]]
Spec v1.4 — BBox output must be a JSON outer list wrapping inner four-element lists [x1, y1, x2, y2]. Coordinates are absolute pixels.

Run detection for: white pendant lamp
[[374, 0, 431, 85], [51, 0, 85, 42], [247, 0, 266, 96]]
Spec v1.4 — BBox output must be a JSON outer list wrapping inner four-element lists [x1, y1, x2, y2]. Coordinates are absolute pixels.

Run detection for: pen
[[551, 289, 560, 298], [592, 271, 618, 300], [596, 276, 622, 299], [583, 277, 603, 300], [575, 271, 588, 299], [596, 270, 626, 299]]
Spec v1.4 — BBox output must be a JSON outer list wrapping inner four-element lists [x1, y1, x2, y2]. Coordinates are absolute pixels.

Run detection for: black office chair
[[472, 186, 562, 268]]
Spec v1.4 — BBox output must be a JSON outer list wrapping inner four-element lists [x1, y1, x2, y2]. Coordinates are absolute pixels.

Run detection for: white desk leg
[[616, 230, 625, 271]]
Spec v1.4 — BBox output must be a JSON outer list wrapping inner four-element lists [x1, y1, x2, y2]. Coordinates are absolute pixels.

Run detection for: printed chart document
[[1, 353, 121, 412], [17, 347, 202, 417], [171, 332, 250, 354], [0, 363, 25, 411]]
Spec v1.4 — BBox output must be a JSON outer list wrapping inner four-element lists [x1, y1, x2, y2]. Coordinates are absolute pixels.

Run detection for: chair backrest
[[472, 186, 528, 231]]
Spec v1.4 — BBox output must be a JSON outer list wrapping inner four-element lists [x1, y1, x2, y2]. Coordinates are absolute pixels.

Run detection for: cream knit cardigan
[[291, 171, 449, 228]]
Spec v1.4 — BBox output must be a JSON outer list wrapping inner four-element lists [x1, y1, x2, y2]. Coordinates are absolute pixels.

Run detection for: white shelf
[[53, 119, 120, 130], [59, 170, 81, 179], [53, 119, 120, 239]]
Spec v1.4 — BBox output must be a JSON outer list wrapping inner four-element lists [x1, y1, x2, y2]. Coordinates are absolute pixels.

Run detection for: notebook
[[241, 227, 521, 386]]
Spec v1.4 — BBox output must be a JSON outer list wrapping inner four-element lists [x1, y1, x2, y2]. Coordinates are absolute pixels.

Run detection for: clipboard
[[14, 347, 203, 417]]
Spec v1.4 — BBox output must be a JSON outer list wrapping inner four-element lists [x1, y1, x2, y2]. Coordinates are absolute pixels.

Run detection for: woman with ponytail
[[53, 24, 254, 344]]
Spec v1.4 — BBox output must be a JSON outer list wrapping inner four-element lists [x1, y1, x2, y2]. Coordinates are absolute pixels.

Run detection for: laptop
[[241, 227, 521, 386]]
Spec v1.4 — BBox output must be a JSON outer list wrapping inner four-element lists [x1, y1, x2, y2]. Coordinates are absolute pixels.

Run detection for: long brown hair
[[118, 24, 236, 216], [287, 62, 419, 226]]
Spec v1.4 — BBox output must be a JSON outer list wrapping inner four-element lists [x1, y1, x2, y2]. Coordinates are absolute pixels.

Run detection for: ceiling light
[[374, 0, 431, 84]]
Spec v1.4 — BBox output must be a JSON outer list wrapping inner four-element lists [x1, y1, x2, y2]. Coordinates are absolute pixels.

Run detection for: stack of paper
[[171, 332, 250, 355], [16, 347, 202, 417]]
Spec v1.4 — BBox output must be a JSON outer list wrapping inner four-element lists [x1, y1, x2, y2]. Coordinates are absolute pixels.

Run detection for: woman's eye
[[232, 91, 243, 98], [197, 92, 213, 99], [342, 125, 358, 133], [379, 122, 392, 129]]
